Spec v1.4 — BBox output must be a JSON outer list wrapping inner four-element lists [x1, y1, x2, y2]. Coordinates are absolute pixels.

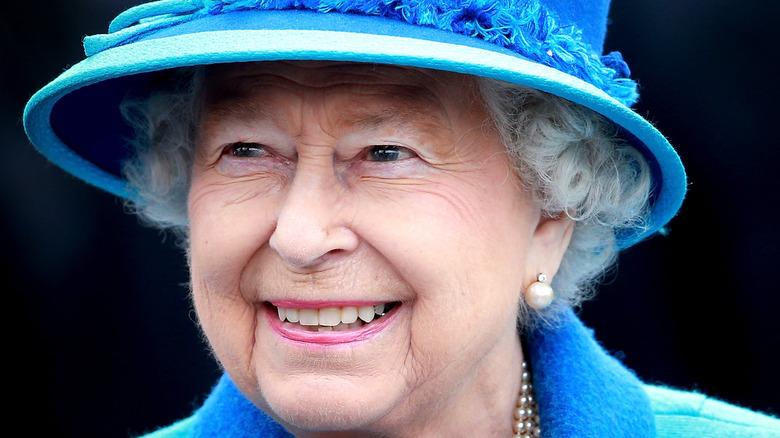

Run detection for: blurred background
[[2, 0, 778, 436]]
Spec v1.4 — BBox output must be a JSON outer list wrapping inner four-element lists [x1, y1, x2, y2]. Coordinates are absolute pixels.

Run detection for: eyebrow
[[336, 103, 449, 134], [200, 92, 273, 130]]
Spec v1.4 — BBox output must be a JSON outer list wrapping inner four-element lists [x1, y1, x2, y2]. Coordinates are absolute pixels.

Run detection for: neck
[[388, 333, 526, 437]]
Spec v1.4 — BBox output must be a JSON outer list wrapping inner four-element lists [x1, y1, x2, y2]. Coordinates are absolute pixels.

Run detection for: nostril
[[270, 220, 359, 268]]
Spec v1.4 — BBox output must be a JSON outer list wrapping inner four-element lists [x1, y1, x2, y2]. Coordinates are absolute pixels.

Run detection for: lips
[[273, 302, 398, 332]]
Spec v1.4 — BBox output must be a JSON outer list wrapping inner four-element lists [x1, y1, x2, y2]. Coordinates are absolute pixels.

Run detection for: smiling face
[[187, 62, 572, 436]]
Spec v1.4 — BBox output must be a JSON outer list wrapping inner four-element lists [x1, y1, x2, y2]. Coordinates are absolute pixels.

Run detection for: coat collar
[[191, 309, 655, 437], [526, 308, 655, 437]]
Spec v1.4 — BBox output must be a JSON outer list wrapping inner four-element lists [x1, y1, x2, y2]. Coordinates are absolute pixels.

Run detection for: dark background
[[2, 1, 778, 436]]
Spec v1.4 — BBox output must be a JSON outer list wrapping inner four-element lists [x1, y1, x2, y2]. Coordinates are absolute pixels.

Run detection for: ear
[[525, 214, 574, 283]]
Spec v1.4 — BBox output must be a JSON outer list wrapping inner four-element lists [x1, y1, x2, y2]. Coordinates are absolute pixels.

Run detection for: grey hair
[[120, 67, 651, 326], [476, 78, 651, 326], [120, 68, 201, 234]]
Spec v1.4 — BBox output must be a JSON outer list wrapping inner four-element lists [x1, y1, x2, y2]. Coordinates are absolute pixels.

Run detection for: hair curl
[[120, 66, 651, 326], [477, 78, 650, 326]]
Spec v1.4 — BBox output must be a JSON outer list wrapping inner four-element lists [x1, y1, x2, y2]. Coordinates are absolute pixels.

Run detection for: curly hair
[[477, 78, 650, 325], [120, 65, 651, 326]]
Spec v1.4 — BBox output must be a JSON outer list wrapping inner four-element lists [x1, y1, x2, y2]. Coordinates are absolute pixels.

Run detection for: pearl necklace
[[513, 361, 541, 437]]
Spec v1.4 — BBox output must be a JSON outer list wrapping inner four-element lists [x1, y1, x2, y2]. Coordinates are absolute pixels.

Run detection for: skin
[[187, 61, 573, 437]]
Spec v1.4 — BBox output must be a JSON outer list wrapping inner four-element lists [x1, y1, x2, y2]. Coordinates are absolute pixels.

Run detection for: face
[[188, 62, 571, 435]]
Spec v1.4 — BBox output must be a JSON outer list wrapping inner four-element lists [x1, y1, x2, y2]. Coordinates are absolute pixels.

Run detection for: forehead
[[203, 61, 470, 93], [199, 62, 482, 125]]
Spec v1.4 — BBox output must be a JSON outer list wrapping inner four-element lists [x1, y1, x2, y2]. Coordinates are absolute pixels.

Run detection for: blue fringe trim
[[99, 0, 638, 106]]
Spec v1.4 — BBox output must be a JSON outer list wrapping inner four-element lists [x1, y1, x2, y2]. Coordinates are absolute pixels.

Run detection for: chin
[[261, 383, 397, 433]]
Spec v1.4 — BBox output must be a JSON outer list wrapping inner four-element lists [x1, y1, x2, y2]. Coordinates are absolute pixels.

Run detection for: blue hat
[[23, 0, 686, 247]]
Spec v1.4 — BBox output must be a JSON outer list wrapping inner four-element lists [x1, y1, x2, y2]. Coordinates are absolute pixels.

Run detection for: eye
[[366, 145, 415, 162], [226, 142, 268, 158]]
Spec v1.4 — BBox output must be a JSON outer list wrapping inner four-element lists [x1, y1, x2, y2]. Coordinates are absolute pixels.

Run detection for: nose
[[269, 160, 359, 268]]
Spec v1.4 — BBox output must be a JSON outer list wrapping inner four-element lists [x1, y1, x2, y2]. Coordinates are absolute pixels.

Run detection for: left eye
[[227, 142, 268, 158], [366, 145, 415, 162]]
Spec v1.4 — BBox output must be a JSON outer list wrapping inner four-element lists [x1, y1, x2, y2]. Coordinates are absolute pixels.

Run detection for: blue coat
[[138, 310, 779, 437]]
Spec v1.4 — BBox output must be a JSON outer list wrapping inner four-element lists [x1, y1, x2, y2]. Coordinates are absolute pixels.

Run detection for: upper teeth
[[277, 304, 386, 326]]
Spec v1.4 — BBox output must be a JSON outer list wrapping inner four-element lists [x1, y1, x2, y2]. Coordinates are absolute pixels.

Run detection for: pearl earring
[[525, 273, 554, 310]]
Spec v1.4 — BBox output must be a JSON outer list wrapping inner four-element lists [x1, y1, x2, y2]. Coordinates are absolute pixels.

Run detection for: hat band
[[85, 0, 638, 106]]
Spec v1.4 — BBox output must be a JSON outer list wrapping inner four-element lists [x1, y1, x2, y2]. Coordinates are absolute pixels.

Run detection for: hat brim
[[23, 9, 685, 247]]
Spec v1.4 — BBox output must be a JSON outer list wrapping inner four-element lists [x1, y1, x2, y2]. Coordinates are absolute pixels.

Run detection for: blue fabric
[[526, 310, 655, 437], [88, 0, 636, 106], [647, 386, 780, 437]]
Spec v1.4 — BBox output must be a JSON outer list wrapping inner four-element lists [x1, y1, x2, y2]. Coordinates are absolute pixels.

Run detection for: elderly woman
[[23, 0, 779, 437]]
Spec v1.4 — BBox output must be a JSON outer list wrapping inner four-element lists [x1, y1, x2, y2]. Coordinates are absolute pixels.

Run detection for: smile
[[266, 301, 401, 345], [274, 302, 398, 332]]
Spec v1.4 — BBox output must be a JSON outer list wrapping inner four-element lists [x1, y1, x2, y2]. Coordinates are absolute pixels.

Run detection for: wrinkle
[[190, 173, 286, 210]]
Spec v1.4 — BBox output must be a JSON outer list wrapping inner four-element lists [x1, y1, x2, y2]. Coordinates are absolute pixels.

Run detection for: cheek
[[192, 283, 264, 400], [387, 172, 532, 325], [187, 178, 278, 382], [188, 175, 279, 282], [404, 175, 532, 272]]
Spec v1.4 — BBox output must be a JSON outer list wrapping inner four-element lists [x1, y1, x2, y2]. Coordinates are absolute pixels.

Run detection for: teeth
[[341, 306, 358, 324], [286, 308, 299, 323], [358, 306, 375, 323], [318, 307, 341, 326], [276, 304, 392, 327], [299, 309, 319, 326]]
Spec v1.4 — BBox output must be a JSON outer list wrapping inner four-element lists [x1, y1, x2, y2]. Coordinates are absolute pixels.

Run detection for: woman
[[23, 0, 779, 436]]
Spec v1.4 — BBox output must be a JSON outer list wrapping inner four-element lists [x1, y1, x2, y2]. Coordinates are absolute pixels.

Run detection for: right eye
[[227, 142, 268, 158]]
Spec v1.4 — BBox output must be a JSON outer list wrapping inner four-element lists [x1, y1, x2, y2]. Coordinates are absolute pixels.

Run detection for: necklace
[[513, 361, 541, 437]]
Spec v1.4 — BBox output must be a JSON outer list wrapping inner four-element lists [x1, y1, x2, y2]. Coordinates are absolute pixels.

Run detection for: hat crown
[[95, 0, 634, 106], [541, 0, 611, 52], [108, 0, 611, 53]]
